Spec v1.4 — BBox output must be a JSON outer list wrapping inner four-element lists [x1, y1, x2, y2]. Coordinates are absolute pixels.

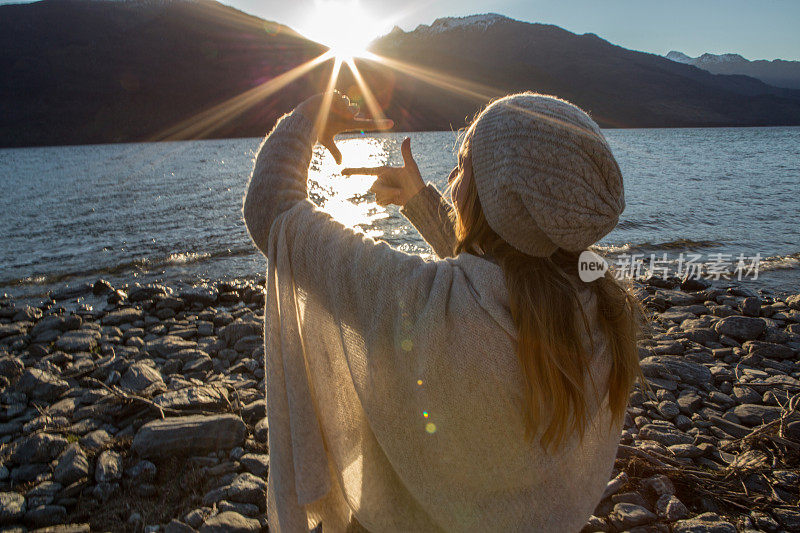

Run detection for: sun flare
[[300, 0, 388, 60]]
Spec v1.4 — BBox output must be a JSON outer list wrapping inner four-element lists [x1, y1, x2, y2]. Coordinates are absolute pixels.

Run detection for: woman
[[243, 91, 645, 533]]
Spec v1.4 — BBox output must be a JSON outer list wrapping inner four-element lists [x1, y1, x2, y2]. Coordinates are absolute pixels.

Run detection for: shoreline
[[0, 276, 799, 531]]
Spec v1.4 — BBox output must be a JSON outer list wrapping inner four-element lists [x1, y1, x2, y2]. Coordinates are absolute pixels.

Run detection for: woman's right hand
[[342, 137, 425, 207]]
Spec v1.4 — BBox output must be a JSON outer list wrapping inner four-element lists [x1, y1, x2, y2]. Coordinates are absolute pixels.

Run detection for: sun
[[300, 0, 388, 60]]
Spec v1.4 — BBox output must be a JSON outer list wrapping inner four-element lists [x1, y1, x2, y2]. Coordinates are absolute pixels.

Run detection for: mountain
[[0, 0, 328, 147], [360, 14, 800, 130], [2, 5, 800, 148], [666, 51, 800, 90]]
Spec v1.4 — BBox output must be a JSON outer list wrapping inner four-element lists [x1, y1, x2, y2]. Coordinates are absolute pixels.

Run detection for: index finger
[[341, 166, 389, 176]]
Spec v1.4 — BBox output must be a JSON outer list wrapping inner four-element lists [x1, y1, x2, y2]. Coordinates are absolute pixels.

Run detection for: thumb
[[401, 137, 419, 173], [324, 138, 342, 165]]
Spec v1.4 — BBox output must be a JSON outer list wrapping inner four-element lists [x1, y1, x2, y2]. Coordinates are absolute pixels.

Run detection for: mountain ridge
[[666, 50, 800, 90], [2, 1, 800, 147]]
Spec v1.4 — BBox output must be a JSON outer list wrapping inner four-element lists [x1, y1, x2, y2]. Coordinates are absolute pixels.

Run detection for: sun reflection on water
[[308, 136, 393, 238]]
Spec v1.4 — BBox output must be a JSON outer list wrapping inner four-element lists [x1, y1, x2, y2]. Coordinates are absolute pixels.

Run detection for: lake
[[1, 127, 799, 301]]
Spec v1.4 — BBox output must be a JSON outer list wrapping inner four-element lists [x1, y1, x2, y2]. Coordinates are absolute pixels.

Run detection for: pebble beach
[[0, 275, 799, 532]]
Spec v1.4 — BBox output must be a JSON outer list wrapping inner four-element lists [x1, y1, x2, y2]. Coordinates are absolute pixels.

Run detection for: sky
[[1, 0, 798, 61]]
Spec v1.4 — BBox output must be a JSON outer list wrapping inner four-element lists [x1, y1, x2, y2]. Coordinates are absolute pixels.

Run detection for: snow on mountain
[[412, 13, 511, 35], [665, 50, 800, 90]]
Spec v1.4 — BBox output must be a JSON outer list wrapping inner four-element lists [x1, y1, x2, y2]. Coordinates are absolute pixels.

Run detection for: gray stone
[[128, 285, 168, 302], [217, 500, 260, 517], [608, 503, 656, 530], [638, 424, 693, 446], [641, 474, 675, 498], [179, 286, 219, 307], [165, 519, 196, 533], [0, 492, 25, 525], [656, 494, 689, 521], [639, 355, 712, 387], [199, 511, 260, 533], [147, 336, 197, 357], [657, 400, 680, 419], [55, 330, 98, 352], [220, 321, 262, 346], [714, 316, 766, 341], [733, 404, 783, 426], [673, 512, 736, 533], [102, 308, 143, 326], [772, 508, 800, 531], [132, 415, 246, 457], [24, 504, 67, 528], [17, 368, 69, 401], [125, 460, 157, 483], [95, 450, 123, 482], [668, 443, 704, 458], [202, 472, 267, 507], [239, 453, 269, 477], [119, 362, 164, 391], [11, 432, 69, 464], [80, 429, 111, 452], [740, 297, 761, 317], [0, 356, 24, 379], [743, 340, 794, 360], [54, 444, 90, 485], [153, 386, 228, 411]]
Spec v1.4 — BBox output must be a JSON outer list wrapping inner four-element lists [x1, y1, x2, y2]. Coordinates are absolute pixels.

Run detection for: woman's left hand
[[297, 91, 394, 164]]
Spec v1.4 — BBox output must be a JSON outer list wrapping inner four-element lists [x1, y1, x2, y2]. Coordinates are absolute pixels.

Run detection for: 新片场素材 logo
[[578, 250, 608, 282]]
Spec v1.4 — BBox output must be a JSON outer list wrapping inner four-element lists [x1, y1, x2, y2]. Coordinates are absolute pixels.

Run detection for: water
[[1, 127, 799, 302]]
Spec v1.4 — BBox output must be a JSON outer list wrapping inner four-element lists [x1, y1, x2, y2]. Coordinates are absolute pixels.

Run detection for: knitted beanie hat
[[469, 92, 625, 257]]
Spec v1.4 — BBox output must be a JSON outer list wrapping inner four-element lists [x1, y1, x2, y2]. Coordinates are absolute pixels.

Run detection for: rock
[[639, 356, 711, 387], [668, 443, 704, 458], [785, 294, 800, 310], [239, 453, 269, 477], [733, 404, 783, 426], [677, 391, 703, 414], [233, 336, 262, 354], [0, 492, 26, 525], [101, 308, 143, 326], [132, 414, 246, 458], [641, 474, 675, 499], [185, 508, 210, 529], [24, 504, 67, 528], [179, 286, 219, 307], [714, 316, 766, 341], [253, 417, 268, 442], [638, 424, 693, 446], [673, 512, 736, 533], [199, 511, 260, 533], [655, 494, 689, 521], [128, 285, 168, 302], [11, 432, 69, 464], [657, 400, 680, 419], [146, 336, 197, 357], [220, 321, 262, 346], [80, 429, 111, 452], [743, 340, 794, 360], [740, 297, 761, 317], [0, 356, 24, 379], [55, 330, 98, 352], [17, 368, 69, 401], [202, 472, 267, 508], [54, 444, 90, 485], [153, 386, 228, 411], [165, 519, 196, 533], [119, 362, 164, 392], [95, 450, 123, 482], [183, 355, 213, 374], [608, 503, 656, 530], [708, 415, 751, 438], [126, 460, 157, 483], [772, 508, 800, 531]]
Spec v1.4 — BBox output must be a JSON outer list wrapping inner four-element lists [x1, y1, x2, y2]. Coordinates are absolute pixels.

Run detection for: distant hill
[[667, 51, 800, 90], [2, 5, 800, 148], [362, 14, 800, 131], [0, 0, 327, 147]]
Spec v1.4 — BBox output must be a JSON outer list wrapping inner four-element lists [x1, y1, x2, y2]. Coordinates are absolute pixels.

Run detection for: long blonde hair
[[448, 124, 647, 454]]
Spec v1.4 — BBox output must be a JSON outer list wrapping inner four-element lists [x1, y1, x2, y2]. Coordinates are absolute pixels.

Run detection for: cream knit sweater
[[242, 108, 624, 533]]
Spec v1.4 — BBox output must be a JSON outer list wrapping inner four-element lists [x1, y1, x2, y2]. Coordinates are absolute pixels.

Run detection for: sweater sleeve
[[399, 183, 458, 259], [242, 107, 447, 348]]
